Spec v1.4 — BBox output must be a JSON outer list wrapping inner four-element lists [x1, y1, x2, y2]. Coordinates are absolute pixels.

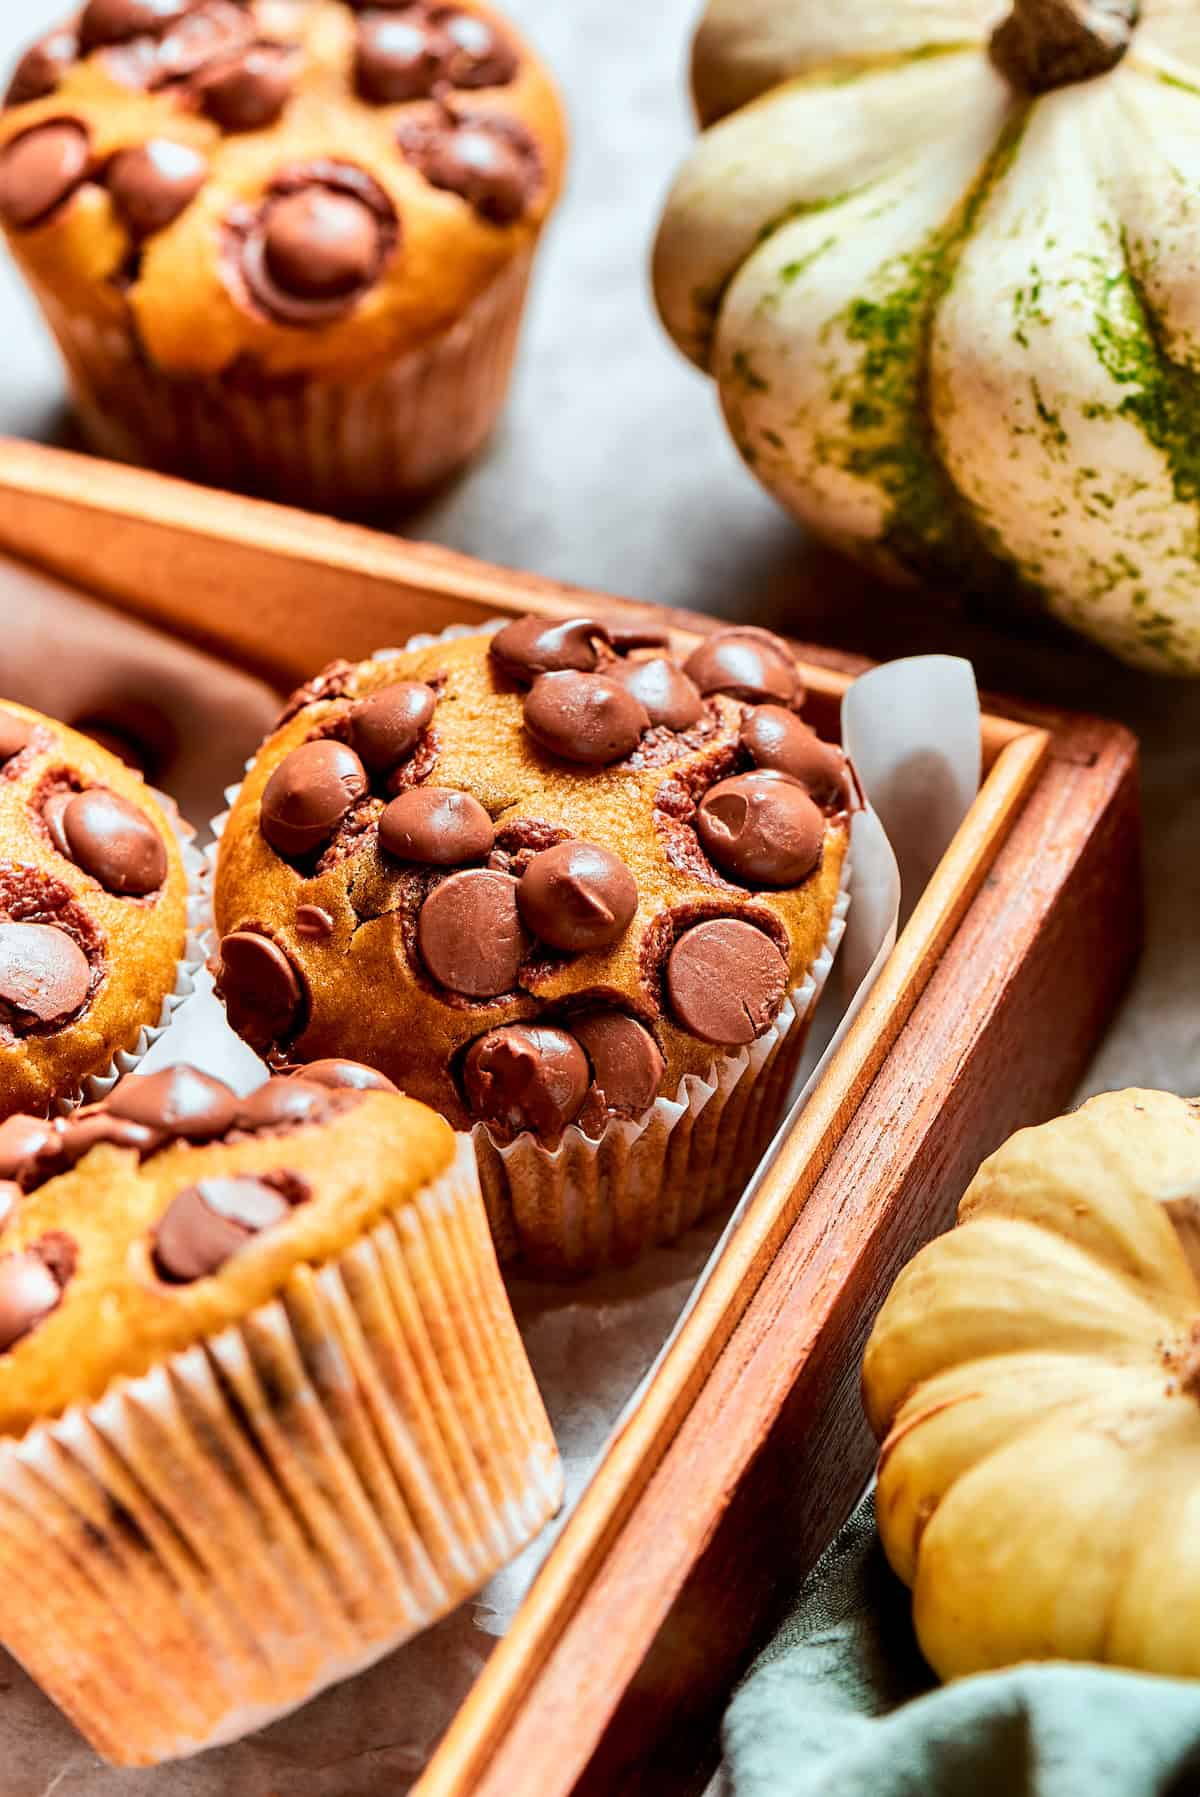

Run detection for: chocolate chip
[[157, 0, 253, 80], [0, 1115, 60, 1188], [0, 712, 32, 764], [42, 791, 72, 860], [523, 671, 649, 767], [56, 789, 168, 895], [437, 10, 518, 86], [395, 114, 538, 225], [489, 616, 610, 686], [0, 1236, 72, 1350], [569, 1011, 664, 1117], [104, 1065, 238, 1141], [684, 628, 801, 707], [0, 922, 90, 1024], [0, 121, 91, 230], [259, 739, 368, 859], [215, 931, 305, 1049], [379, 787, 494, 866], [696, 771, 824, 888], [609, 656, 704, 733], [350, 681, 437, 773], [356, 13, 450, 102], [417, 868, 527, 998], [265, 188, 381, 298], [295, 904, 334, 940], [79, 0, 193, 48], [196, 42, 294, 131], [739, 706, 849, 807], [236, 165, 398, 325], [107, 138, 207, 236], [464, 1024, 588, 1138], [293, 1058, 397, 1093], [608, 625, 671, 653], [5, 28, 79, 106], [517, 841, 637, 953], [57, 1109, 163, 1168], [235, 1077, 330, 1130], [153, 1174, 294, 1283], [666, 918, 788, 1046]]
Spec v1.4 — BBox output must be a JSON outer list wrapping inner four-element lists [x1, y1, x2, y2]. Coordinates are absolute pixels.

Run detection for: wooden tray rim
[[0, 440, 1051, 1794]]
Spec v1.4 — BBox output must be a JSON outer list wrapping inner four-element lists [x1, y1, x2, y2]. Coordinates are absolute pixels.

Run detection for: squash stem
[[990, 0, 1138, 93]]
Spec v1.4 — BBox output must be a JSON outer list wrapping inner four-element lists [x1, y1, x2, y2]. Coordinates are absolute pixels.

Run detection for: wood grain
[[0, 437, 1141, 1797], [464, 711, 1142, 1797]]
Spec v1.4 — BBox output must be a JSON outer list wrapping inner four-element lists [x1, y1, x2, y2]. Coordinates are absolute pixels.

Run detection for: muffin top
[[0, 0, 566, 377], [0, 701, 189, 1119], [212, 619, 852, 1145], [0, 1057, 453, 1437]]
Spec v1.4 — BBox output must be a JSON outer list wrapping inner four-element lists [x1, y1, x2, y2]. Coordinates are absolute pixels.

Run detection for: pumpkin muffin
[[0, 1058, 561, 1765], [0, 0, 567, 513], [0, 699, 194, 1118], [212, 618, 853, 1274]]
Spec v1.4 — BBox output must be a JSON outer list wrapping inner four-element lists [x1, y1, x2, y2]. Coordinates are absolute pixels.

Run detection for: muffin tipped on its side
[[0, 1060, 561, 1765]]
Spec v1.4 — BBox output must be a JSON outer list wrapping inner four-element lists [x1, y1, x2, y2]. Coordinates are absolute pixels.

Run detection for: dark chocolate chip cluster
[[354, 4, 518, 103], [462, 1010, 665, 1143], [227, 660, 647, 1032], [1, 0, 541, 320], [493, 617, 850, 1059], [217, 618, 851, 1148], [0, 1057, 393, 1347]]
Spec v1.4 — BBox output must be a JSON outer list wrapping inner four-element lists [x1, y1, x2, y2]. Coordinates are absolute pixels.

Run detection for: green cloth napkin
[[723, 1493, 1200, 1797]]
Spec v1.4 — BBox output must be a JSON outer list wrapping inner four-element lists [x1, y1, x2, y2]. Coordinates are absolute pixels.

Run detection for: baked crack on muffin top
[[213, 619, 853, 1147], [0, 0, 566, 377]]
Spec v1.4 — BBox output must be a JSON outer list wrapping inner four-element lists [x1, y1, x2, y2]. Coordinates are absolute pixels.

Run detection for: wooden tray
[[0, 440, 1143, 1796]]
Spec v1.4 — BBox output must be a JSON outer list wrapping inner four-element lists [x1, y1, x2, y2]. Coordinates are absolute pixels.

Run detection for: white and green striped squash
[[653, 0, 1200, 674]]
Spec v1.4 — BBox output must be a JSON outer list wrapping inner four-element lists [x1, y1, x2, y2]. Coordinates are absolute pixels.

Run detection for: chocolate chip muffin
[[212, 618, 853, 1274], [0, 700, 195, 1118], [0, 1058, 560, 1765], [0, 0, 566, 512]]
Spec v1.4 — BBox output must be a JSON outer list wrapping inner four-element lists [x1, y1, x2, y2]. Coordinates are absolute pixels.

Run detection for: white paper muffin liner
[[33, 251, 534, 514], [473, 860, 850, 1273], [209, 621, 852, 1273], [54, 794, 210, 1116], [0, 1135, 561, 1767]]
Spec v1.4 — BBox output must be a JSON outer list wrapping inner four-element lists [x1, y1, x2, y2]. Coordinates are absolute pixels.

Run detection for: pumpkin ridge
[[817, 109, 1032, 594], [688, 185, 869, 376], [1081, 227, 1200, 669], [693, 39, 991, 131], [1137, 61, 1200, 99]]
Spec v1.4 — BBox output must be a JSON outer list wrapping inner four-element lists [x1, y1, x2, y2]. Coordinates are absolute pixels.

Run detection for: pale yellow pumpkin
[[862, 1088, 1200, 1680], [653, 1, 1200, 674]]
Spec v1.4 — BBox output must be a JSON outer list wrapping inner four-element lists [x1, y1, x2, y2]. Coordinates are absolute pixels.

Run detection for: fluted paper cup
[[0, 1136, 561, 1766], [474, 869, 850, 1274], [32, 250, 533, 516]]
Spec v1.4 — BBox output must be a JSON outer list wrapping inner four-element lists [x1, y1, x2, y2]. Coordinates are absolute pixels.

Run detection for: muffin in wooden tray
[[213, 617, 852, 1273]]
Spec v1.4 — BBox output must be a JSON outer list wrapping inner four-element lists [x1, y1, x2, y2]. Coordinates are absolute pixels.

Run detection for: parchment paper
[[0, 630, 981, 1794]]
